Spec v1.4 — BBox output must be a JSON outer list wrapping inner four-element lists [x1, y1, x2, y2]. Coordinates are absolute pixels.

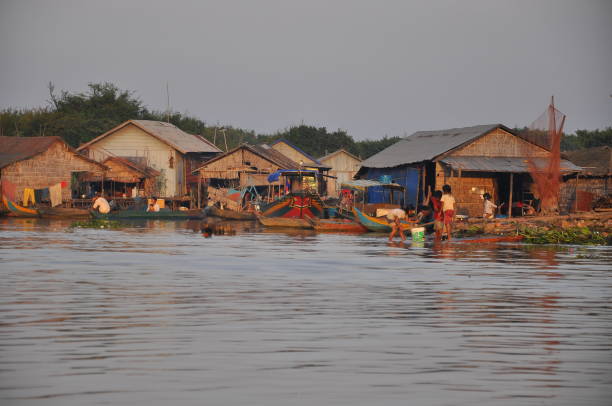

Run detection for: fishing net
[[520, 97, 566, 214]]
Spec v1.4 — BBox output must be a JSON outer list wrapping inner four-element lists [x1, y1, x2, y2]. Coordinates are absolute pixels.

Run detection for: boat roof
[[340, 179, 404, 191]]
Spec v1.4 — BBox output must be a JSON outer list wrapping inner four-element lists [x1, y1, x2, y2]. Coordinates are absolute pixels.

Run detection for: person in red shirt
[[430, 190, 444, 241]]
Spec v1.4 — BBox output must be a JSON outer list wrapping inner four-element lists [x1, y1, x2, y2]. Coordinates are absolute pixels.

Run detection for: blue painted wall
[[361, 167, 420, 207]]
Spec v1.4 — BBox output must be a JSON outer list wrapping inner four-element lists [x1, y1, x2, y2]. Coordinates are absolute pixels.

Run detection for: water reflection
[[0, 218, 610, 405]]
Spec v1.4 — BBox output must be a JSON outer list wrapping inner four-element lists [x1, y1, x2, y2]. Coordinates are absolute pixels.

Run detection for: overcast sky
[[1, 0, 611, 139]]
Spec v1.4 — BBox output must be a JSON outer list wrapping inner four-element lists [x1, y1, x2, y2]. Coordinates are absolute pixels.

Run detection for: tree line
[[1, 82, 609, 158], [0, 82, 400, 159]]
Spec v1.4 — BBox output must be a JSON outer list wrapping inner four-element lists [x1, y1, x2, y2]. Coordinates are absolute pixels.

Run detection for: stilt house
[[562, 146, 611, 211], [357, 124, 581, 217], [0, 136, 106, 206], [77, 120, 221, 199], [318, 149, 362, 198]]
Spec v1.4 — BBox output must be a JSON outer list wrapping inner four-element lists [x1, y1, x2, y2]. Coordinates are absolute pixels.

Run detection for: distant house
[[0, 136, 106, 206], [269, 139, 331, 194], [194, 143, 313, 205], [562, 146, 611, 210], [357, 124, 581, 217], [318, 149, 362, 198], [77, 120, 221, 198]]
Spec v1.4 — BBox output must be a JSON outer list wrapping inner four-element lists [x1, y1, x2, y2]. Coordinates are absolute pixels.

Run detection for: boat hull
[[206, 206, 256, 220], [260, 193, 324, 219], [257, 215, 313, 229], [38, 207, 91, 219], [92, 209, 205, 220], [352, 207, 413, 233], [310, 218, 367, 233], [2, 196, 39, 217]]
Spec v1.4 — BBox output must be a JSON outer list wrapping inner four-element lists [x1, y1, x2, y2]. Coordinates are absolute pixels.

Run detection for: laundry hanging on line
[[49, 183, 62, 207], [23, 188, 35, 207]]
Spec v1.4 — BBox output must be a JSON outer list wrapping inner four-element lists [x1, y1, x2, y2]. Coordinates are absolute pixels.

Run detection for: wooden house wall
[[319, 151, 362, 197], [271, 142, 317, 165], [434, 162, 497, 217], [452, 128, 549, 158], [1, 141, 105, 204], [560, 176, 610, 212], [82, 124, 181, 197], [199, 148, 282, 180], [103, 160, 144, 183]]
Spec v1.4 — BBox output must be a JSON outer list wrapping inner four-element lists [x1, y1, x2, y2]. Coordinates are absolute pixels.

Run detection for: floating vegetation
[[70, 219, 124, 229], [519, 226, 610, 245]]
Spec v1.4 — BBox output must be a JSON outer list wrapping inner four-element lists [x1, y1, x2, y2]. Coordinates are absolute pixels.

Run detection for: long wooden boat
[[38, 207, 91, 219], [257, 215, 313, 229], [2, 196, 40, 217], [260, 192, 325, 219], [352, 207, 413, 233], [448, 235, 524, 244], [206, 205, 256, 220], [92, 208, 205, 220], [307, 217, 367, 233]]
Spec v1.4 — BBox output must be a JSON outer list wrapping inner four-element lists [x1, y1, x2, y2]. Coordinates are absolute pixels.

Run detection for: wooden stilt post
[[574, 172, 580, 212], [197, 177, 201, 209], [508, 173, 514, 219]]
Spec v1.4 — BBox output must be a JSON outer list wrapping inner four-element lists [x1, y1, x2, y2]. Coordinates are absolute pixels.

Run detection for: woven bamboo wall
[[452, 128, 549, 158], [1, 140, 105, 204], [435, 162, 497, 217], [199, 148, 281, 179]]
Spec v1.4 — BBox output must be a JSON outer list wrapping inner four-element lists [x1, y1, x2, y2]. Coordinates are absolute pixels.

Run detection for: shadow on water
[[0, 217, 611, 405]]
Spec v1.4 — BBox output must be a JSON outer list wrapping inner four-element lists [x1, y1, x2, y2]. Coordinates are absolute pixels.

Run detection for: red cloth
[[61, 181, 68, 188], [1, 179, 17, 201], [443, 209, 455, 225]]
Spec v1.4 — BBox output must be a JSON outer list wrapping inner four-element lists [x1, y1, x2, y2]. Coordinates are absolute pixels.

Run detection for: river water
[[0, 218, 611, 406]]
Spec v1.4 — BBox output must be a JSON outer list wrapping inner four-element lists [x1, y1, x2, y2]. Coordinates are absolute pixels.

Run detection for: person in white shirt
[[440, 184, 456, 240], [92, 194, 111, 214], [482, 193, 497, 219], [146, 198, 160, 212]]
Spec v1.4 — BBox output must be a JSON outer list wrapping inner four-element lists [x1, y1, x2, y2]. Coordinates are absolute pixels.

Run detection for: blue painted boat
[[352, 207, 413, 233]]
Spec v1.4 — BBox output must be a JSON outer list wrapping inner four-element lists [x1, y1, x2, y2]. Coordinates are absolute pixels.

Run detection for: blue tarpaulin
[[361, 167, 419, 207], [267, 169, 318, 183]]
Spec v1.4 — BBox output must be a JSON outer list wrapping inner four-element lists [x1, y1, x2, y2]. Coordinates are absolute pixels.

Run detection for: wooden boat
[[92, 208, 205, 220], [2, 196, 39, 217], [206, 205, 256, 220], [257, 215, 313, 229], [260, 192, 325, 219], [306, 217, 367, 233], [352, 207, 414, 233], [448, 235, 524, 244], [38, 207, 91, 219]]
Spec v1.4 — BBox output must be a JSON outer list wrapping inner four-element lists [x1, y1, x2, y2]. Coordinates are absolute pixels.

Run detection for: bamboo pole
[[574, 172, 580, 212], [508, 173, 514, 219]]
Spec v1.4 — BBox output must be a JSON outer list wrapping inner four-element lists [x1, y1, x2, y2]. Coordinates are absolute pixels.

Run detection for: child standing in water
[[482, 193, 497, 219], [440, 184, 455, 241], [430, 190, 444, 241]]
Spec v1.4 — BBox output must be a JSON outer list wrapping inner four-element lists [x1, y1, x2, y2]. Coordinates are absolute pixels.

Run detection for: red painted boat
[[308, 217, 367, 233]]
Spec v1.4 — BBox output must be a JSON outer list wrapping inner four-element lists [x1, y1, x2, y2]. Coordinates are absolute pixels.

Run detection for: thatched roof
[[0, 136, 105, 169], [563, 146, 611, 176]]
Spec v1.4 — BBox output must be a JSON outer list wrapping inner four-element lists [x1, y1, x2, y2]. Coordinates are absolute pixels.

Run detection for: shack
[[270, 139, 331, 184], [318, 149, 362, 198], [357, 124, 581, 217], [194, 143, 305, 206], [77, 120, 221, 201], [562, 146, 611, 211], [0, 136, 106, 207]]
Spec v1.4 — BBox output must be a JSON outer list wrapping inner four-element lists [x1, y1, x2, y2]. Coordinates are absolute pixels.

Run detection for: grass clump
[[519, 226, 609, 245], [70, 219, 123, 229]]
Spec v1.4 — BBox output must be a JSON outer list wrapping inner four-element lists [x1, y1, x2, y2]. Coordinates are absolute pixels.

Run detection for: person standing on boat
[[387, 208, 407, 242], [92, 193, 111, 214], [440, 184, 455, 241]]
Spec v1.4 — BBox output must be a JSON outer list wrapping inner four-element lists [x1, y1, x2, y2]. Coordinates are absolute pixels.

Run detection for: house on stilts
[[356, 124, 582, 217]]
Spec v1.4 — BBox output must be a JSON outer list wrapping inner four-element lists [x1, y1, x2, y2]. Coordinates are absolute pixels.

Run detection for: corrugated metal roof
[[440, 156, 582, 173], [360, 124, 508, 168], [563, 146, 611, 176], [131, 120, 221, 154], [77, 120, 221, 154], [0, 136, 60, 168]]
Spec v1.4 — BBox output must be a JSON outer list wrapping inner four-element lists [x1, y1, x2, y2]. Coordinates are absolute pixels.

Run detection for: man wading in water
[[387, 208, 407, 242]]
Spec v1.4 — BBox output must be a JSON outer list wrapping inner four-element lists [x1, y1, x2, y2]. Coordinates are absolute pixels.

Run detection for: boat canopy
[[340, 179, 404, 192], [267, 169, 318, 183]]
